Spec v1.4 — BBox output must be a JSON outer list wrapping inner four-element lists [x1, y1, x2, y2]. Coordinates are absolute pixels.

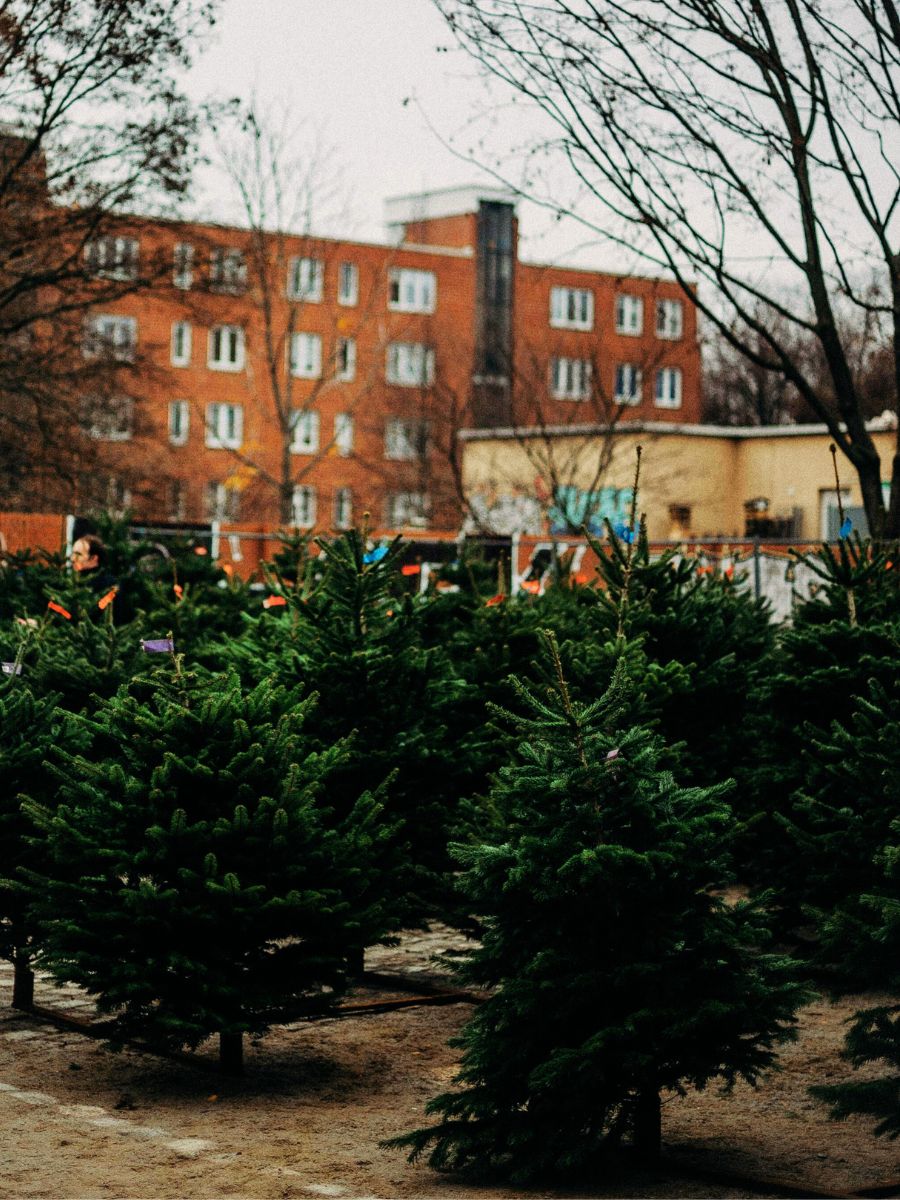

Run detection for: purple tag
[[1, 662, 22, 675], [141, 638, 175, 653]]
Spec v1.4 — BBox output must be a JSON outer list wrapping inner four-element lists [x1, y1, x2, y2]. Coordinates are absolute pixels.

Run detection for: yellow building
[[460, 416, 897, 542]]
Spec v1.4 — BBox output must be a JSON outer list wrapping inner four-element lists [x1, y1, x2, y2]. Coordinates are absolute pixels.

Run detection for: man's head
[[71, 534, 106, 574]]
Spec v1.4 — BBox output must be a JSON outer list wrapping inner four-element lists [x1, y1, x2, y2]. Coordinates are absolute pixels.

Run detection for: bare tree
[[0, 0, 217, 508], [433, 0, 900, 537], [190, 101, 399, 529]]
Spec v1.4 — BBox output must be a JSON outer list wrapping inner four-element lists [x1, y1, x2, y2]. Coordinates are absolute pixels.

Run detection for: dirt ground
[[0, 928, 897, 1200]]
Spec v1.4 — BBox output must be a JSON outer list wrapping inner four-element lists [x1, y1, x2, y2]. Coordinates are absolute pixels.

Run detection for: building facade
[[64, 186, 701, 534]]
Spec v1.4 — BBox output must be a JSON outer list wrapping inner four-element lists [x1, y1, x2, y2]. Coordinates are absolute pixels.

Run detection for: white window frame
[[335, 336, 356, 381], [550, 356, 592, 401], [291, 484, 317, 528], [614, 364, 643, 406], [290, 409, 320, 454], [84, 314, 137, 362], [287, 256, 324, 302], [654, 367, 683, 409], [615, 294, 644, 336], [549, 286, 594, 331], [167, 479, 187, 522], [208, 325, 245, 372], [205, 402, 244, 449], [289, 332, 322, 379], [205, 482, 239, 522], [333, 486, 353, 529], [334, 412, 354, 456], [82, 395, 133, 442], [173, 242, 194, 289], [386, 491, 430, 529], [656, 298, 684, 340], [338, 261, 358, 306], [388, 268, 436, 314], [386, 342, 435, 387], [170, 321, 192, 367], [168, 399, 190, 445], [385, 417, 428, 461], [210, 247, 247, 293], [85, 236, 139, 280]]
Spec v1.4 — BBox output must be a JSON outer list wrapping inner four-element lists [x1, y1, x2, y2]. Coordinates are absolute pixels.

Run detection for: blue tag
[[614, 523, 634, 544], [363, 546, 389, 564], [839, 517, 852, 538]]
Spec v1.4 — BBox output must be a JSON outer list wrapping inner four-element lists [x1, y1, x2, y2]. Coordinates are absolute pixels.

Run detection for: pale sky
[[183, 0, 601, 267]]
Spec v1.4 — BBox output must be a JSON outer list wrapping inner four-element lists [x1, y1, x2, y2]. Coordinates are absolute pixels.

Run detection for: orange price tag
[[47, 600, 72, 620], [97, 587, 118, 611], [263, 595, 287, 609]]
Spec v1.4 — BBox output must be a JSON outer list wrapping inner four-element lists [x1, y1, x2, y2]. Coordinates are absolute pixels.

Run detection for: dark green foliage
[[578, 523, 774, 791], [0, 676, 76, 1003], [774, 677, 900, 948], [19, 666, 399, 1052], [790, 533, 900, 628], [218, 529, 477, 926], [389, 636, 806, 1183]]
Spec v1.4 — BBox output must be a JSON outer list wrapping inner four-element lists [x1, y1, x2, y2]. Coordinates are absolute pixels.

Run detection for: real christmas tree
[[389, 633, 806, 1183], [19, 662, 399, 1072]]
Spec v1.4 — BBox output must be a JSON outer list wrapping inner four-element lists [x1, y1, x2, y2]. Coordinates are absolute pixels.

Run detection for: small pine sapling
[[20, 664, 399, 1072], [387, 632, 806, 1183]]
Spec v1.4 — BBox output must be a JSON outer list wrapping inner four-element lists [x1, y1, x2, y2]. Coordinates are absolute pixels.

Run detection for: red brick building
[[64, 185, 701, 535]]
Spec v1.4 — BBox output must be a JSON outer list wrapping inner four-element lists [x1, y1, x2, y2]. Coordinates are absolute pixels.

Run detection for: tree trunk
[[632, 1087, 661, 1160], [346, 946, 365, 978], [11, 950, 34, 1011], [219, 1030, 244, 1076]]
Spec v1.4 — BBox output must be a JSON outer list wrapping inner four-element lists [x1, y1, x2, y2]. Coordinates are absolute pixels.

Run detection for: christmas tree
[[0, 668, 75, 1009], [20, 662, 398, 1072], [389, 633, 805, 1182]]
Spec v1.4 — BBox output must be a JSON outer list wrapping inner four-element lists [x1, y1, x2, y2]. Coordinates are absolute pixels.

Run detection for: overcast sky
[[184, 0, 601, 267]]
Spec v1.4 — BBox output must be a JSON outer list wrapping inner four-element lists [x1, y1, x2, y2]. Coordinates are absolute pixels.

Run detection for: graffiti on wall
[[549, 486, 634, 535]]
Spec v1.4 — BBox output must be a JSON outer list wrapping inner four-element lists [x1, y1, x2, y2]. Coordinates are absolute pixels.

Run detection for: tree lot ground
[[0, 926, 896, 1200]]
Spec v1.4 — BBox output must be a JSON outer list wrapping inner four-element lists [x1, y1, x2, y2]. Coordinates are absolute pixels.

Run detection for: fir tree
[[389, 634, 806, 1183], [811, 824, 900, 1138], [19, 664, 398, 1072], [0, 667, 75, 1009]]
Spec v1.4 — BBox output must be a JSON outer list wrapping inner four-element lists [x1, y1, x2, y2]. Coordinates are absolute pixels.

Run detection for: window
[[614, 364, 642, 405], [333, 486, 353, 529], [550, 357, 592, 400], [385, 417, 428, 461], [290, 409, 320, 454], [205, 482, 239, 522], [615, 294, 644, 335], [289, 332, 322, 379], [173, 243, 194, 289], [335, 336, 356, 381], [81, 395, 133, 441], [338, 261, 358, 306], [386, 342, 435, 386], [388, 268, 436, 313], [656, 299, 684, 340], [549, 286, 593, 330], [83, 314, 137, 361], [208, 325, 245, 371], [170, 321, 192, 367], [85, 236, 138, 280], [101, 476, 132, 517], [167, 480, 187, 522], [291, 484, 317, 528], [655, 367, 683, 409], [168, 399, 189, 445], [334, 412, 354, 456], [205, 402, 243, 449], [210, 247, 247, 292], [386, 491, 430, 529], [287, 256, 323, 302]]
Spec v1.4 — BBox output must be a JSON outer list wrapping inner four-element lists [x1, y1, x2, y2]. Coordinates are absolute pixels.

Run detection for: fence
[[0, 512, 834, 623]]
